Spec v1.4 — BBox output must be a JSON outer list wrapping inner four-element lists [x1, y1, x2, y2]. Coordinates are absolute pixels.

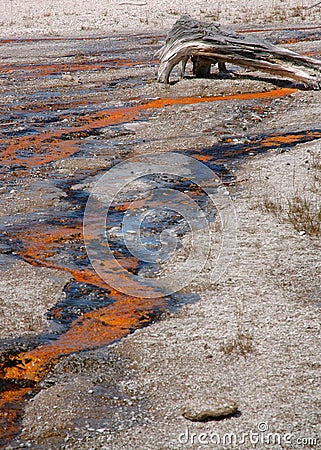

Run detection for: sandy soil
[[0, 2, 321, 450], [1, 0, 321, 37], [0, 261, 70, 339]]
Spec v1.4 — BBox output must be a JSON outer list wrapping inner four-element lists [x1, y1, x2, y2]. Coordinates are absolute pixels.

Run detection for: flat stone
[[181, 398, 238, 422]]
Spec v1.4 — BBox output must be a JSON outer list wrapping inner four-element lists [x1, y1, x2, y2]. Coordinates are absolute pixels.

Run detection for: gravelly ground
[[1, 0, 321, 36]]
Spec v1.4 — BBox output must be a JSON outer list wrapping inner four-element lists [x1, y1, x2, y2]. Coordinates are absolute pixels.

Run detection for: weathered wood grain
[[156, 15, 321, 88]]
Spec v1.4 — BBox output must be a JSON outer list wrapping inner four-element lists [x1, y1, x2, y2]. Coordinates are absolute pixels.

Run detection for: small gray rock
[[181, 398, 238, 421]]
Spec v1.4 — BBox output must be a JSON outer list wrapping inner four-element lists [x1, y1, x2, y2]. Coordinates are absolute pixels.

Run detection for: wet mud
[[0, 28, 320, 447]]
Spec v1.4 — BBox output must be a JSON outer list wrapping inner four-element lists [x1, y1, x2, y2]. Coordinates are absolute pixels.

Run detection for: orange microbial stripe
[[1, 296, 163, 383], [260, 133, 305, 145], [142, 88, 297, 109], [0, 88, 297, 170], [1, 135, 79, 168], [238, 26, 321, 33], [192, 129, 321, 163], [0, 58, 155, 77], [0, 61, 106, 75], [280, 37, 321, 45], [194, 154, 215, 162], [256, 130, 321, 148], [304, 51, 321, 57], [0, 109, 135, 168]]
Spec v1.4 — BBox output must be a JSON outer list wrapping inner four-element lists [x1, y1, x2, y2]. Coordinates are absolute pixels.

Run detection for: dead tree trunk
[[156, 15, 321, 88]]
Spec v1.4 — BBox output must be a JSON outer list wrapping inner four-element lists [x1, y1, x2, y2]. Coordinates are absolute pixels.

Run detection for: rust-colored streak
[[0, 58, 153, 77], [1, 297, 162, 383], [281, 37, 321, 45], [257, 130, 321, 148], [281, 38, 303, 44], [238, 26, 321, 33], [0, 108, 136, 168], [194, 154, 213, 162], [1, 135, 79, 168], [304, 51, 321, 57], [141, 88, 297, 109], [113, 202, 135, 212], [260, 133, 304, 146], [0, 88, 297, 170], [193, 129, 321, 164]]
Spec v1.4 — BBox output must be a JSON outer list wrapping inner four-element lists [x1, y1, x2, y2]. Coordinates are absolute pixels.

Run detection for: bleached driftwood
[[156, 15, 321, 88]]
